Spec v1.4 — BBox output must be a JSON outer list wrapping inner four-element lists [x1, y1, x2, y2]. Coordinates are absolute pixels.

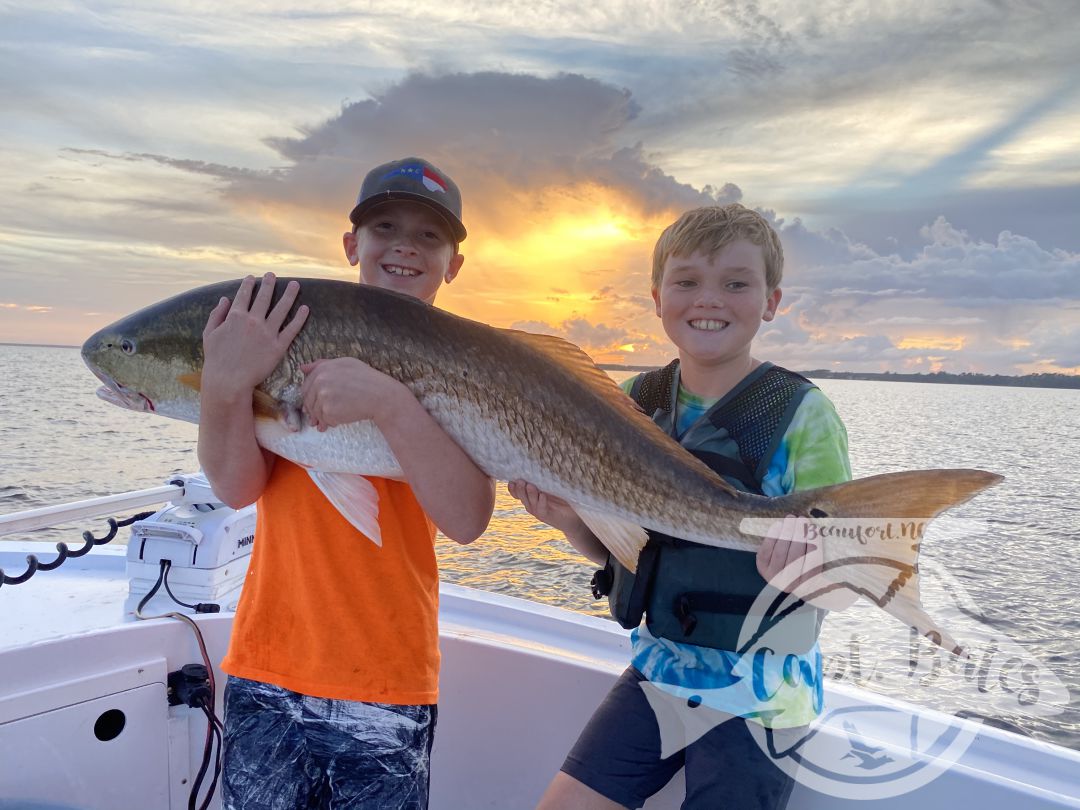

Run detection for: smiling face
[[344, 200, 464, 305], [652, 238, 782, 371]]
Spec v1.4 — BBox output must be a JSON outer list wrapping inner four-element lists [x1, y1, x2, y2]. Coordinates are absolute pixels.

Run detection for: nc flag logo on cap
[[351, 156, 466, 241], [382, 163, 448, 194]]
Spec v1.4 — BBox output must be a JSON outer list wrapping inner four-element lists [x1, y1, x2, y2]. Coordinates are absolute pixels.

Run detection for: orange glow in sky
[[896, 335, 967, 352], [439, 184, 675, 347]]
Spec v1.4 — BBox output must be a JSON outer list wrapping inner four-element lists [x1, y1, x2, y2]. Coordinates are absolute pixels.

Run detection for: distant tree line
[[800, 370, 1080, 390], [600, 365, 1080, 390]]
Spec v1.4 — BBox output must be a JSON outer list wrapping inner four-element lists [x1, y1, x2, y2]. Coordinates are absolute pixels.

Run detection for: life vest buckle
[[591, 567, 613, 600], [674, 594, 698, 636]]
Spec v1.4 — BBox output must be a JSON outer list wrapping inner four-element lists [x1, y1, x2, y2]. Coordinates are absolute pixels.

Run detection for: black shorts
[[561, 667, 800, 810], [221, 677, 437, 810]]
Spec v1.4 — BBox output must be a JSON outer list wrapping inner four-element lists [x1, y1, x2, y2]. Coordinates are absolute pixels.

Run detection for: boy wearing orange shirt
[[198, 158, 495, 809]]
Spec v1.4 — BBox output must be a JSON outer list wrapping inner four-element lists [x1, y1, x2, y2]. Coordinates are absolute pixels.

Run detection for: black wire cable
[[0, 510, 155, 588], [198, 700, 224, 810], [189, 699, 216, 810], [162, 567, 199, 610], [137, 559, 170, 615], [184, 694, 222, 810], [137, 560, 224, 810], [161, 563, 221, 614]]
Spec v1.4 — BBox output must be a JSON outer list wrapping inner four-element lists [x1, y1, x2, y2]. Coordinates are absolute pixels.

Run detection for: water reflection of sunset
[[435, 486, 608, 619]]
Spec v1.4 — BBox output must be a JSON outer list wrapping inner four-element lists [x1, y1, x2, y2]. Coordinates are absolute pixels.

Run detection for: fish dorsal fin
[[501, 329, 659, 429], [574, 506, 649, 573], [307, 470, 383, 546], [505, 330, 738, 495]]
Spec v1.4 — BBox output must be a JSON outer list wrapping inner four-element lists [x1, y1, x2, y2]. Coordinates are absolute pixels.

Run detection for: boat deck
[[2, 540, 1080, 809]]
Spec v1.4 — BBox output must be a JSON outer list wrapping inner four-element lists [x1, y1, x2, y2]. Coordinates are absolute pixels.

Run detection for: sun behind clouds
[[438, 182, 677, 363]]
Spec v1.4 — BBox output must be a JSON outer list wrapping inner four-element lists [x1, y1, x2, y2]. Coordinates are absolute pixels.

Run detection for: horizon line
[[3, 341, 1075, 381]]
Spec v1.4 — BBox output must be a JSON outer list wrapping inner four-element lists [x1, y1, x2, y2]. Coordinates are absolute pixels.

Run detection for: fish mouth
[[95, 384, 154, 412], [87, 367, 154, 413]]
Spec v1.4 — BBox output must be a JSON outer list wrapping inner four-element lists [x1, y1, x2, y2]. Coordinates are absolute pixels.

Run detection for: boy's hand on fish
[[202, 273, 308, 396], [508, 480, 589, 538], [300, 358, 409, 431], [757, 516, 859, 611]]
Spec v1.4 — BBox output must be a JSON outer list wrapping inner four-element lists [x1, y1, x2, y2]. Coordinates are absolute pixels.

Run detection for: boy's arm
[[301, 358, 494, 544], [198, 274, 308, 508]]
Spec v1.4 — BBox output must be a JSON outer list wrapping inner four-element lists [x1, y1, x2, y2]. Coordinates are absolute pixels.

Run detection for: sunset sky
[[2, 1, 1078, 374]]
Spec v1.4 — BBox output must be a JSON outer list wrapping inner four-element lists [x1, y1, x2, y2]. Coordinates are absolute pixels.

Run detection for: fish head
[[81, 282, 233, 424]]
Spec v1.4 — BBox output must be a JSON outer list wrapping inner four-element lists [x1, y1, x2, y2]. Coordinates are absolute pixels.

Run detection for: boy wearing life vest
[[199, 158, 495, 809], [510, 203, 851, 809]]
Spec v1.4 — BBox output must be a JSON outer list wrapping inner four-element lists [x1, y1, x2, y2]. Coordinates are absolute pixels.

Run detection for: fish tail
[[771, 469, 1003, 656]]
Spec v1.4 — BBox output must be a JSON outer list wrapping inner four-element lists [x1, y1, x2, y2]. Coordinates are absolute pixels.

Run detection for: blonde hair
[[651, 204, 784, 291]]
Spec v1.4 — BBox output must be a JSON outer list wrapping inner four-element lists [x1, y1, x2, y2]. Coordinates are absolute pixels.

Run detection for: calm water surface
[[2, 344, 1078, 751]]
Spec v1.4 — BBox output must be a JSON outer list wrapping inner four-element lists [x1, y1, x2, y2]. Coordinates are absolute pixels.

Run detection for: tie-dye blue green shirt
[[620, 365, 851, 728]]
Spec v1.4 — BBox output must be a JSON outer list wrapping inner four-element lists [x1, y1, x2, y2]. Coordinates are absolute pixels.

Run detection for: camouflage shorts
[[221, 676, 437, 810]]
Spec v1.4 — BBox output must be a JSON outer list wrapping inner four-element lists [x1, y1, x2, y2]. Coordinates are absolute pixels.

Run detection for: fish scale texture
[[88, 277, 788, 548]]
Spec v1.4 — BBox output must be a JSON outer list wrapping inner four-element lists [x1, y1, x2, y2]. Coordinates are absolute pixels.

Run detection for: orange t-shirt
[[221, 459, 440, 704]]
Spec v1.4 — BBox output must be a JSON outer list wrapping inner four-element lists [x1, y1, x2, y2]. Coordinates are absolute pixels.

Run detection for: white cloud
[[760, 216, 1080, 373], [0, 1, 1077, 374], [791, 216, 1080, 303]]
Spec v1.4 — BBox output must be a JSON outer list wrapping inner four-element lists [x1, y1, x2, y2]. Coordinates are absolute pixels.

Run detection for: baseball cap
[[349, 157, 467, 243]]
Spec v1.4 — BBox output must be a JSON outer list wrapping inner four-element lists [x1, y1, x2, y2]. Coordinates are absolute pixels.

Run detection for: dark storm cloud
[[226, 71, 740, 228]]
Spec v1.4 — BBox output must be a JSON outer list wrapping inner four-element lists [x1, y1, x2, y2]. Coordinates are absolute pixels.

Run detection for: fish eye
[[120, 338, 137, 355]]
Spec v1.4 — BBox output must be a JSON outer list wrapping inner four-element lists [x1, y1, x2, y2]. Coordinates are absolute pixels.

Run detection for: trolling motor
[[124, 473, 255, 617]]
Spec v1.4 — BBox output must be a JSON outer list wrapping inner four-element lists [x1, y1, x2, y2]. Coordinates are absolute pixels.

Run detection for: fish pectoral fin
[[177, 372, 202, 392], [252, 389, 280, 421], [182, 372, 300, 430], [307, 470, 383, 546], [574, 507, 649, 573], [251, 390, 303, 432]]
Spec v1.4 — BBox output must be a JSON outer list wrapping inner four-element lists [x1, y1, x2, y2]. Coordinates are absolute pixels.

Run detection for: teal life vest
[[591, 360, 824, 654]]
